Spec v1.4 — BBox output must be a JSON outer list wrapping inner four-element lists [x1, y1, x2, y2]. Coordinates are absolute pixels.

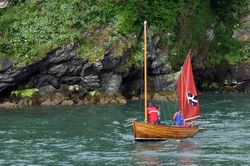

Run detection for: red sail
[[177, 50, 200, 122]]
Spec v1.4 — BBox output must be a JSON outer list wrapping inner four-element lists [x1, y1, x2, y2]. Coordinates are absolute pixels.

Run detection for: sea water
[[0, 93, 249, 165]]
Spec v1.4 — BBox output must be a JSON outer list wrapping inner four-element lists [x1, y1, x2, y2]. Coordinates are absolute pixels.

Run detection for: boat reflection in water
[[176, 140, 199, 166], [133, 140, 199, 166]]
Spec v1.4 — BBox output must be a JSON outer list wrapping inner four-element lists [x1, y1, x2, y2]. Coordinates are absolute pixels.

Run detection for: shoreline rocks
[[0, 84, 179, 109]]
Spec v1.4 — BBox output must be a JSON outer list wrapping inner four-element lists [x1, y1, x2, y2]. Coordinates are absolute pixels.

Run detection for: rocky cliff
[[0, 1, 249, 108], [0, 38, 177, 108]]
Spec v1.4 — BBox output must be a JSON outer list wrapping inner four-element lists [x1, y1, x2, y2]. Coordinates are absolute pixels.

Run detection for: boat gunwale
[[132, 121, 198, 141]]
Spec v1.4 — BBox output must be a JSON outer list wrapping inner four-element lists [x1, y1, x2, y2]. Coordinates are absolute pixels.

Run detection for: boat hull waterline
[[132, 121, 198, 141]]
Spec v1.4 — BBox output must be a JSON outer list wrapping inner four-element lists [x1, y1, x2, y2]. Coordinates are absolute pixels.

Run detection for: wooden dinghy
[[132, 121, 198, 141], [132, 21, 202, 141]]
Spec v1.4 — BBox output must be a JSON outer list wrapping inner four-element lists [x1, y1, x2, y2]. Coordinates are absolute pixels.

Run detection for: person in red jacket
[[147, 102, 160, 124]]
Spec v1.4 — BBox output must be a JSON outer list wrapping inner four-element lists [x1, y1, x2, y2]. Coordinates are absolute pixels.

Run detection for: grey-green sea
[[0, 93, 250, 165]]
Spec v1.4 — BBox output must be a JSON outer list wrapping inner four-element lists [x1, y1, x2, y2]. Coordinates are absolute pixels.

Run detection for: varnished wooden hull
[[132, 121, 198, 141]]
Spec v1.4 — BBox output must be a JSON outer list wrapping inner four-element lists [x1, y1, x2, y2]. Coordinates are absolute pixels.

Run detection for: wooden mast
[[144, 21, 147, 123]]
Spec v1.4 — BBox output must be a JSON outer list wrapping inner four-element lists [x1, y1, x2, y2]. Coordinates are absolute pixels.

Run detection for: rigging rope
[[147, 28, 179, 123], [137, 24, 181, 124]]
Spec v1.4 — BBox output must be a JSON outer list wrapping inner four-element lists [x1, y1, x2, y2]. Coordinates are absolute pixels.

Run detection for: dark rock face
[[121, 35, 174, 98], [0, 59, 45, 95], [0, 40, 132, 102], [231, 63, 250, 81], [147, 35, 172, 76], [0, 43, 100, 96], [101, 52, 122, 70], [229, 63, 250, 92], [0, 60, 13, 73], [38, 85, 56, 96], [1, 33, 248, 107], [0, 26, 178, 104], [100, 73, 122, 95], [32, 75, 59, 88], [194, 62, 250, 92]]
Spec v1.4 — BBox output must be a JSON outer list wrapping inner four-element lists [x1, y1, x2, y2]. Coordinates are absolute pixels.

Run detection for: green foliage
[[188, 2, 214, 47], [99, 0, 186, 35], [138, 1, 185, 34], [10, 0, 26, 5], [208, 23, 246, 66], [11, 88, 39, 97], [99, 1, 119, 21], [0, 0, 88, 64], [115, 9, 137, 35], [211, 0, 249, 28], [206, 0, 249, 67], [169, 1, 215, 69], [208, 82, 219, 89], [169, 0, 249, 70], [78, 38, 104, 63], [126, 42, 144, 68], [0, 0, 249, 69], [200, 81, 219, 90]]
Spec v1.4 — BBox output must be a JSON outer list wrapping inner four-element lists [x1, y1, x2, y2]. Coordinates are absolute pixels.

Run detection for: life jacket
[[173, 112, 183, 126], [147, 106, 159, 123]]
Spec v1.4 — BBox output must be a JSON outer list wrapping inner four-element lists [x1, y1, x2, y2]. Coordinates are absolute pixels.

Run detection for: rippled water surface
[[0, 93, 250, 165]]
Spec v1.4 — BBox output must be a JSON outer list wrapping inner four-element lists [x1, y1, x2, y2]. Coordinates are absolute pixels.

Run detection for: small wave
[[209, 99, 232, 106], [112, 121, 120, 125], [121, 134, 134, 141], [3, 139, 20, 144]]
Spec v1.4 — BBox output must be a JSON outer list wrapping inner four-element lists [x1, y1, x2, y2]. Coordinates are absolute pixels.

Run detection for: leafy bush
[[0, 0, 249, 69], [126, 42, 144, 68], [11, 88, 39, 97], [0, 0, 88, 64], [169, 0, 249, 69], [211, 0, 249, 28], [208, 0, 249, 66]]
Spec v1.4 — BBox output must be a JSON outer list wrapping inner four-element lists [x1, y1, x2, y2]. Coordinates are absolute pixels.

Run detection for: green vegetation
[[208, 0, 249, 66], [0, 0, 249, 69], [0, 0, 83, 65], [11, 88, 39, 97], [169, 0, 249, 69], [170, 1, 216, 69], [126, 42, 144, 68]]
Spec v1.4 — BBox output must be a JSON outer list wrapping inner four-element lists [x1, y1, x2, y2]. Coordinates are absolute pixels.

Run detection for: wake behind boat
[[132, 21, 201, 141]]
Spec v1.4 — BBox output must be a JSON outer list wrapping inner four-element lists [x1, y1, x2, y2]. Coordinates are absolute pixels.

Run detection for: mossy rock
[[222, 85, 238, 93]]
